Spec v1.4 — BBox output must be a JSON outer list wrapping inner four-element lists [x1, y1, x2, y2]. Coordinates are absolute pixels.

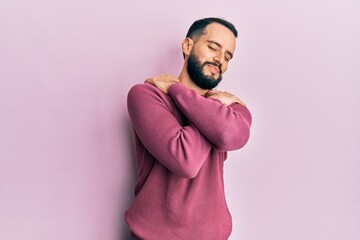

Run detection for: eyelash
[[208, 45, 231, 61]]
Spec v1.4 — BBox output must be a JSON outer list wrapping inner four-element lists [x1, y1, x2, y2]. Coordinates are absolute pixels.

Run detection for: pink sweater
[[125, 83, 252, 240]]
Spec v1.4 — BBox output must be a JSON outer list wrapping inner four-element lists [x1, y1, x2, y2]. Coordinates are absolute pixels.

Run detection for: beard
[[186, 52, 223, 90]]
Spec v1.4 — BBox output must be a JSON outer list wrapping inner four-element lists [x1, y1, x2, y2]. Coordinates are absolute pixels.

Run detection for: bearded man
[[125, 17, 252, 240]]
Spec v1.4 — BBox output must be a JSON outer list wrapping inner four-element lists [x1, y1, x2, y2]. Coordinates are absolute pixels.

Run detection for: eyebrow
[[206, 40, 233, 59]]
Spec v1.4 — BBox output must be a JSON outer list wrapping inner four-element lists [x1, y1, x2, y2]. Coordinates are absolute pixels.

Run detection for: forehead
[[197, 23, 236, 53]]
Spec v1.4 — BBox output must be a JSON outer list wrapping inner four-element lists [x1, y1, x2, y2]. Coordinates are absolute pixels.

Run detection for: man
[[125, 17, 252, 240]]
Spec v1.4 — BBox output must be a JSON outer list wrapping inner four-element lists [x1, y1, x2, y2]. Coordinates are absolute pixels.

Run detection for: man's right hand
[[145, 74, 180, 94]]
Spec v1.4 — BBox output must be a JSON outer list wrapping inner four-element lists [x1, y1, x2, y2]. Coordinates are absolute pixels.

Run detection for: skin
[[145, 22, 246, 107]]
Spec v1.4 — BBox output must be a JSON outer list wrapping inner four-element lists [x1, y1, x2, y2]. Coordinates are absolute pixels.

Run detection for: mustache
[[203, 61, 222, 74]]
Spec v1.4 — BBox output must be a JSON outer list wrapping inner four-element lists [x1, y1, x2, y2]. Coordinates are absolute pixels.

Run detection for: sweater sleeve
[[168, 83, 252, 151], [127, 84, 213, 179]]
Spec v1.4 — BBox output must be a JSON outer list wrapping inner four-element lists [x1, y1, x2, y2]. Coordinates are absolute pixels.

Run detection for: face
[[187, 51, 223, 89], [185, 23, 236, 89]]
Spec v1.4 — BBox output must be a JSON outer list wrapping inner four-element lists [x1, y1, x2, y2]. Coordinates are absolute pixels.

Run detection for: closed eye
[[208, 45, 216, 50], [225, 54, 232, 62]]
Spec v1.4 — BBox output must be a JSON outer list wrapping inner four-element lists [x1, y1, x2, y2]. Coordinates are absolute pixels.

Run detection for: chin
[[204, 72, 218, 80]]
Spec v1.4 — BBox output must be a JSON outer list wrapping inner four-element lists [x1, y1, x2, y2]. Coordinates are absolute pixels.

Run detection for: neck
[[178, 65, 208, 96]]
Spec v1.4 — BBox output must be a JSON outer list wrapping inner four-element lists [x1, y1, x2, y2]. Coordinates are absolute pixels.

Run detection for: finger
[[236, 99, 247, 106], [205, 91, 217, 97], [144, 78, 154, 84]]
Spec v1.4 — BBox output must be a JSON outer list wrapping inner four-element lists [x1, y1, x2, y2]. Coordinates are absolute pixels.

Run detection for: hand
[[145, 74, 180, 94], [206, 89, 246, 106]]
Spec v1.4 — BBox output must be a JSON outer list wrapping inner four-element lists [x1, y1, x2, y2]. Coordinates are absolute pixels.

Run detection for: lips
[[207, 64, 220, 74]]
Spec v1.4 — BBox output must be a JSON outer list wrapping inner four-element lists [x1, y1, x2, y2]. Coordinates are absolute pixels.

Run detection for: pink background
[[1, 0, 359, 239]]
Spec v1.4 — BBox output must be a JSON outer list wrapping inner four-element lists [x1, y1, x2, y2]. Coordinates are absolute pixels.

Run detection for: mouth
[[206, 63, 220, 74]]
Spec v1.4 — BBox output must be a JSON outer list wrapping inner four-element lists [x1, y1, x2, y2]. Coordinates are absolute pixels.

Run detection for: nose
[[213, 53, 224, 66]]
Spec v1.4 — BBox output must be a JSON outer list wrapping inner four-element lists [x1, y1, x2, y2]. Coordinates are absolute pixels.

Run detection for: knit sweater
[[125, 83, 252, 240]]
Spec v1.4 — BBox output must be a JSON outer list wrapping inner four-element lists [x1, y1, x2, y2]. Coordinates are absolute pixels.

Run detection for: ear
[[182, 37, 194, 58]]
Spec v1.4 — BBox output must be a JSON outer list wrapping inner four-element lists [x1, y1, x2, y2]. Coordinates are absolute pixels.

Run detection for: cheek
[[221, 63, 228, 73], [196, 47, 214, 61]]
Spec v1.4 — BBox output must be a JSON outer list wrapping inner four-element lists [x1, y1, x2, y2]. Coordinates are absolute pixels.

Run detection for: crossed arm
[[128, 75, 252, 178], [145, 74, 252, 150]]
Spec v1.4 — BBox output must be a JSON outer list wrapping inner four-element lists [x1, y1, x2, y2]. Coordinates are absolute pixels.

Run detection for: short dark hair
[[186, 17, 238, 41]]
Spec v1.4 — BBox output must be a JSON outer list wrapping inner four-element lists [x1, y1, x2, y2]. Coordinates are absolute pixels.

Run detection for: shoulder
[[128, 83, 164, 97], [127, 83, 170, 107], [128, 82, 154, 94]]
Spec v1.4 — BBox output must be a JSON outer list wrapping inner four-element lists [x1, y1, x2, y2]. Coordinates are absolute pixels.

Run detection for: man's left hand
[[206, 89, 247, 106]]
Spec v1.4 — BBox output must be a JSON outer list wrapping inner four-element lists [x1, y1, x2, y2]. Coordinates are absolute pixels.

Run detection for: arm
[[168, 83, 252, 151], [127, 84, 212, 179]]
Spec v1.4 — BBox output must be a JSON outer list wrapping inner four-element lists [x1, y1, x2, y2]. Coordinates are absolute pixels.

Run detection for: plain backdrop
[[0, 0, 359, 239]]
